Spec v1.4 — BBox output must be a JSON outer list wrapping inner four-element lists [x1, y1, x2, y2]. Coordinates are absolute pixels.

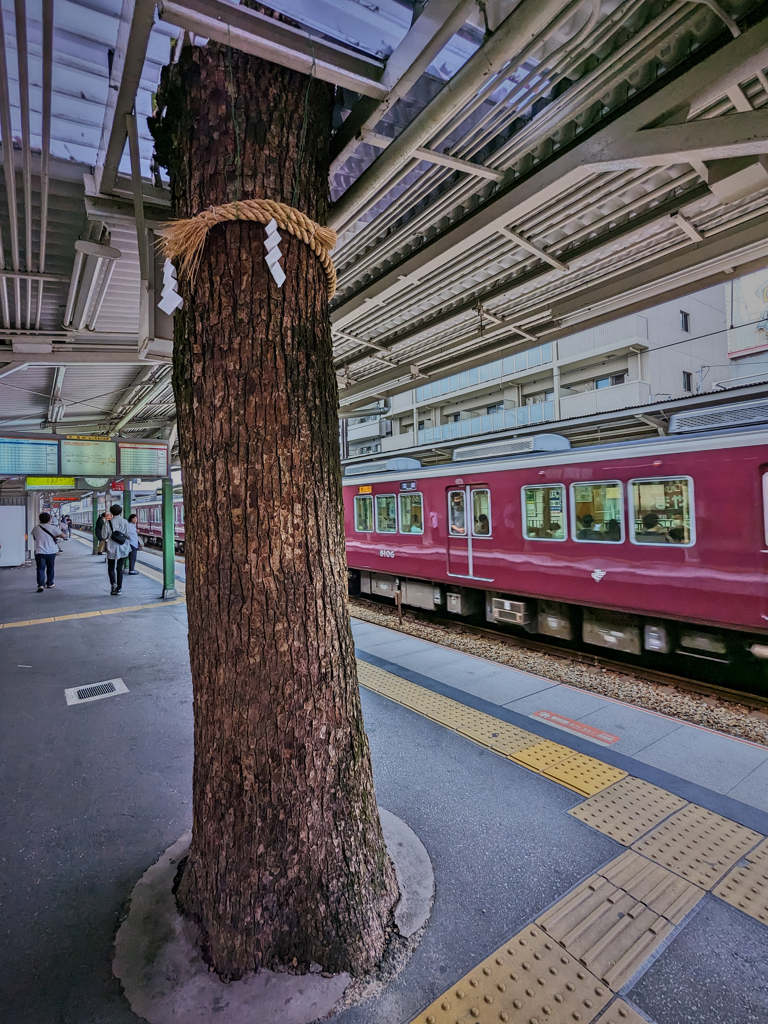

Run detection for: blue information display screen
[[0, 437, 59, 475]]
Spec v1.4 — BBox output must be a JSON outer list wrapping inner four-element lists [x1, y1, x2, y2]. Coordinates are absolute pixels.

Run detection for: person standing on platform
[[31, 512, 66, 592], [126, 513, 142, 575], [95, 510, 108, 562], [103, 504, 132, 596]]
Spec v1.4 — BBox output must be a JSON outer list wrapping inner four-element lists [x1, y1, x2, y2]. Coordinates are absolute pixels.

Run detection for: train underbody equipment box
[[538, 600, 572, 640], [400, 579, 441, 611], [582, 609, 641, 655], [487, 594, 531, 626]]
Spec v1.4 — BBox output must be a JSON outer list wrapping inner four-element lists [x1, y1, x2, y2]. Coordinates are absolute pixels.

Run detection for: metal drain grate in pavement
[[65, 677, 129, 706]]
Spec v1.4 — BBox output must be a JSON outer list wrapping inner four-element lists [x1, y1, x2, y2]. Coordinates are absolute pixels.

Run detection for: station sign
[[26, 476, 76, 489]]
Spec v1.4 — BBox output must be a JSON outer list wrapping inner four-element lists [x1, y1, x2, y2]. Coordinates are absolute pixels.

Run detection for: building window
[[680, 310, 690, 332], [418, 420, 425, 431], [682, 371, 692, 392], [611, 373, 626, 385], [630, 478, 694, 545], [594, 377, 610, 389], [451, 413, 461, 422], [486, 402, 504, 414], [522, 485, 566, 541]]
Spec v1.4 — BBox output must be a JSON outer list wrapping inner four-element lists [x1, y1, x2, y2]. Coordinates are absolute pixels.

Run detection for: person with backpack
[[103, 504, 132, 595], [31, 512, 66, 592]]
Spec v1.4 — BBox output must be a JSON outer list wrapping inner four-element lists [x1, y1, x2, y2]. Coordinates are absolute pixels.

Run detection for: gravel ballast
[[351, 601, 768, 749]]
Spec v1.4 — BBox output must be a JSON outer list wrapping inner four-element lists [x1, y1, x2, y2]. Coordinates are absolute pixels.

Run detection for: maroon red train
[[343, 411, 768, 692]]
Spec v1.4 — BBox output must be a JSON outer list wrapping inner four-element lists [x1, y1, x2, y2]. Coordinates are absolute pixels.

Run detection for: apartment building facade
[[343, 284, 728, 459]]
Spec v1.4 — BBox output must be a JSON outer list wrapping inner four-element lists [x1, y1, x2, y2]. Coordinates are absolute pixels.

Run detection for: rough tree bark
[[149, 39, 398, 980]]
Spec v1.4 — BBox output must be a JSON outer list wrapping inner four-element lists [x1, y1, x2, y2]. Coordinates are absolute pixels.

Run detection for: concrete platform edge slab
[[356, 651, 768, 835], [113, 808, 434, 1024]]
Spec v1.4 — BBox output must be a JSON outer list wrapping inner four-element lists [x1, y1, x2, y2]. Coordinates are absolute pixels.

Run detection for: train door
[[446, 487, 470, 577]]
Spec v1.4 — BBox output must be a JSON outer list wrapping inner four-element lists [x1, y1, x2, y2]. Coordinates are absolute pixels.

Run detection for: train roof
[[341, 423, 768, 486]]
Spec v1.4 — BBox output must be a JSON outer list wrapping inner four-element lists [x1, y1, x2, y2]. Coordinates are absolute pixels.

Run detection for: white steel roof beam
[[157, 0, 387, 99], [497, 225, 568, 271], [413, 147, 506, 182], [0, 360, 27, 379], [94, 0, 156, 196], [331, 18, 768, 333], [330, 0, 476, 173], [47, 365, 66, 422], [586, 109, 768, 170], [329, 0, 584, 233]]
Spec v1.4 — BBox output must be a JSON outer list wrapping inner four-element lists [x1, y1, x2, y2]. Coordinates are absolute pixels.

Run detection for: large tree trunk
[[150, 39, 398, 981]]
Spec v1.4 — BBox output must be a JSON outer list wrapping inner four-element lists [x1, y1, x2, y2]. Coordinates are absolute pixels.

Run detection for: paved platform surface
[[0, 541, 766, 1023], [352, 619, 768, 816]]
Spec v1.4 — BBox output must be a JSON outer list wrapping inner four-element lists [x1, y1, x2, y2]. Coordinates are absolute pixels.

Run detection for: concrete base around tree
[[113, 811, 434, 1024]]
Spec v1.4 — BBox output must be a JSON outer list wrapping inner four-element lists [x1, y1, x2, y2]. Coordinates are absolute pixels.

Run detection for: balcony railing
[[559, 380, 651, 417], [416, 402, 555, 445], [415, 343, 553, 403]]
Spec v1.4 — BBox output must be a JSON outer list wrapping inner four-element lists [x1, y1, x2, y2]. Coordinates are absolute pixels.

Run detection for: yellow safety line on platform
[[357, 660, 626, 796], [0, 597, 186, 630]]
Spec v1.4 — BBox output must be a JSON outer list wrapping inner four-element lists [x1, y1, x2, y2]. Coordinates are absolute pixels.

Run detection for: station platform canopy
[[0, 0, 767, 433]]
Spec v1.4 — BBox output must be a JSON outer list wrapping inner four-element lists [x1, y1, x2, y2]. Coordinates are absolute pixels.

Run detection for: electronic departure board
[[0, 437, 58, 475], [118, 442, 169, 477], [60, 439, 117, 476]]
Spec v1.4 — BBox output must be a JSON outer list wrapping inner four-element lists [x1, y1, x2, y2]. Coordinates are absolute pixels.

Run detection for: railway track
[[350, 596, 768, 715]]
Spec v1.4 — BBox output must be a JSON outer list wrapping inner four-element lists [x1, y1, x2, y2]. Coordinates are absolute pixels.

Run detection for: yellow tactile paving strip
[[594, 999, 655, 1024], [567, 776, 688, 846], [631, 804, 764, 890], [362, 655, 768, 1024], [713, 836, 768, 925], [358, 661, 626, 797], [537, 873, 675, 991], [544, 754, 628, 797], [410, 924, 612, 1024], [599, 851, 703, 924]]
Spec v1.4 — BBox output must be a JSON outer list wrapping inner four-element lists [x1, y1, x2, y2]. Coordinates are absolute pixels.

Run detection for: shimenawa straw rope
[[159, 198, 338, 297]]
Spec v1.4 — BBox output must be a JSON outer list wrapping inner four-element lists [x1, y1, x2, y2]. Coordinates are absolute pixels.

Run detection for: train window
[[571, 482, 623, 542], [354, 495, 373, 532], [139, 509, 147, 522], [375, 494, 397, 533], [399, 493, 423, 534], [630, 477, 695, 545], [472, 489, 491, 536], [522, 485, 566, 540], [448, 490, 466, 535]]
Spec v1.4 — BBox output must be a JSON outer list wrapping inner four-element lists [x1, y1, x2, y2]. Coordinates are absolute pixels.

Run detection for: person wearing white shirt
[[31, 512, 66, 592], [102, 503, 132, 595], [126, 513, 142, 575]]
